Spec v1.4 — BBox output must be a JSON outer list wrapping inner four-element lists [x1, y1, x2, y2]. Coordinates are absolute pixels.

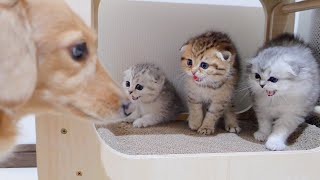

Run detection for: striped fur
[[122, 63, 182, 128], [180, 31, 241, 135]]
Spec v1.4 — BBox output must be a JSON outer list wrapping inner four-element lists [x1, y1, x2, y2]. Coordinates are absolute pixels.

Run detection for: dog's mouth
[[266, 90, 277, 96], [122, 104, 132, 116]]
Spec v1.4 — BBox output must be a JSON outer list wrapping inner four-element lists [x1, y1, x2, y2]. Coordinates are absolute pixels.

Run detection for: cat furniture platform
[[36, 0, 320, 180]]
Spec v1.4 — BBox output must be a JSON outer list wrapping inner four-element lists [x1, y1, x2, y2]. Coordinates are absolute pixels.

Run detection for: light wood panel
[[260, 0, 295, 41], [36, 113, 111, 180], [36, 112, 320, 180], [282, 0, 320, 14], [0, 144, 36, 168], [92, 0, 100, 31]]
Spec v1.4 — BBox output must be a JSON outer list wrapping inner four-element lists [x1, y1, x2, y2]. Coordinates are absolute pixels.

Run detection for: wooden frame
[[0, 144, 36, 168], [36, 113, 320, 180], [36, 0, 320, 179]]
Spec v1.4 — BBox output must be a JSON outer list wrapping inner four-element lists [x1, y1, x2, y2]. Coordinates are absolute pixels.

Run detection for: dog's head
[[0, 0, 128, 121]]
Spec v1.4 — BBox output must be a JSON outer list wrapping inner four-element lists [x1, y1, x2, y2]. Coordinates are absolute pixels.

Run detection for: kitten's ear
[[246, 62, 253, 73], [180, 44, 188, 52], [153, 74, 165, 86], [123, 68, 130, 76], [287, 63, 300, 76], [216, 51, 232, 61]]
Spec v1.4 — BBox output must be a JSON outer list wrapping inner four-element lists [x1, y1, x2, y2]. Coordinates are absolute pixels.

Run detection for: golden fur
[[180, 31, 241, 135], [0, 0, 126, 160]]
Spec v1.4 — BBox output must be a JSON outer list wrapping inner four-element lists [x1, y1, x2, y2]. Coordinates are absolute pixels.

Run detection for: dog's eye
[[125, 81, 130, 87], [71, 42, 88, 61], [268, 77, 278, 83], [135, 84, 144, 91], [255, 73, 261, 79]]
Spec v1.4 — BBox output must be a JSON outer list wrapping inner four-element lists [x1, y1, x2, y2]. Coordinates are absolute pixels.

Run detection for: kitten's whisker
[[235, 86, 253, 93], [238, 91, 250, 103], [279, 95, 289, 105]]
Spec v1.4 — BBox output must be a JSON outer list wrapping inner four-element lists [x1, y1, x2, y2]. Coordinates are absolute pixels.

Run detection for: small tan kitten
[[180, 31, 241, 135]]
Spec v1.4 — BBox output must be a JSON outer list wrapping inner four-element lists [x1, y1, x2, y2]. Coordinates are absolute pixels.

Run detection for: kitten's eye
[[255, 73, 261, 79], [125, 81, 130, 87], [70, 42, 88, 61], [187, 59, 193, 66], [200, 62, 209, 69], [135, 84, 144, 91], [268, 77, 278, 83]]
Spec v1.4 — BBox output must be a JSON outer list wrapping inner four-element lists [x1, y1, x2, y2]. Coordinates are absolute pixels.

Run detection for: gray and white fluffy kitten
[[122, 63, 182, 128], [248, 33, 320, 151]]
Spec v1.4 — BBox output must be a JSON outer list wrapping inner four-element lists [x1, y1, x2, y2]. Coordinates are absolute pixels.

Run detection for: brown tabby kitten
[[180, 31, 241, 135]]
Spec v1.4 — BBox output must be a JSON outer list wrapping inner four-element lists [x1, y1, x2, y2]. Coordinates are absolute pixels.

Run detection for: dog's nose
[[122, 101, 130, 110], [260, 84, 265, 88], [121, 99, 133, 116]]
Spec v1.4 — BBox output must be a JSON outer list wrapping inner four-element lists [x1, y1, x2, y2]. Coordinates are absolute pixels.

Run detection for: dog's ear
[[0, 0, 19, 7], [0, 0, 37, 109]]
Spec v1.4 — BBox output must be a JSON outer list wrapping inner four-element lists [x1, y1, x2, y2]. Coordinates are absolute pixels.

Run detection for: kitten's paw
[[254, 131, 269, 142], [225, 124, 241, 133], [188, 114, 203, 130], [133, 118, 147, 128], [265, 137, 286, 151], [188, 120, 202, 131], [197, 127, 215, 135]]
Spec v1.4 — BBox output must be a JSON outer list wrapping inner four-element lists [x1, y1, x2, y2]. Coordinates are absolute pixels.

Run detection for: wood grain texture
[[36, 113, 111, 180], [92, 0, 100, 31], [282, 0, 320, 14], [260, 0, 295, 41], [0, 144, 36, 168], [36, 112, 320, 180]]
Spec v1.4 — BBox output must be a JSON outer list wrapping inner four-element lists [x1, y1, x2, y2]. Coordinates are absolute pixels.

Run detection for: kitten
[[248, 33, 320, 151], [180, 31, 241, 135], [121, 63, 182, 128]]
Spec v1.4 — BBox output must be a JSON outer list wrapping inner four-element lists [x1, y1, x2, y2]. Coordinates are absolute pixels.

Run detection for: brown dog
[[0, 0, 128, 160]]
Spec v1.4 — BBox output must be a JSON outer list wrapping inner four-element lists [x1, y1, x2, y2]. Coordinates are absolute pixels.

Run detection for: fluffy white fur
[[249, 45, 320, 151], [122, 63, 181, 128]]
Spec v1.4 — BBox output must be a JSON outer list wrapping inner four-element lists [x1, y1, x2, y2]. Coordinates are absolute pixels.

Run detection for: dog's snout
[[121, 99, 133, 116], [122, 101, 131, 110]]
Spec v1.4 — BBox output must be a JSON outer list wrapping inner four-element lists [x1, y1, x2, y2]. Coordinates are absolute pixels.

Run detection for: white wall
[[295, 10, 314, 43], [98, 0, 264, 82], [65, 0, 92, 26], [98, 0, 264, 112]]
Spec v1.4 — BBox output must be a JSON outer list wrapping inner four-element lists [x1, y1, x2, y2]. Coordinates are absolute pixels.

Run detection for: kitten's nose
[[260, 84, 265, 88], [191, 68, 197, 75], [129, 91, 133, 94]]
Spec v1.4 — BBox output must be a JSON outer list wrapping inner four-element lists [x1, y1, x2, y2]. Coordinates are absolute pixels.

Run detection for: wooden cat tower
[[36, 0, 320, 180]]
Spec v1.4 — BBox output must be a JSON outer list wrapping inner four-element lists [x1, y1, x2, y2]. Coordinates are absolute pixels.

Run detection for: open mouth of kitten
[[132, 96, 140, 100], [266, 90, 277, 96], [193, 75, 203, 82]]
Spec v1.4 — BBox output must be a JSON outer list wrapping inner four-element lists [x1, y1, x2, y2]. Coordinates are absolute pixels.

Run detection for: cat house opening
[[96, 0, 320, 155]]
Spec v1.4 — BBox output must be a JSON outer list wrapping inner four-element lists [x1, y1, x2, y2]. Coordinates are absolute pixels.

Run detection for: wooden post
[[282, 0, 320, 14], [91, 0, 101, 31], [36, 112, 111, 180], [260, 0, 295, 42]]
